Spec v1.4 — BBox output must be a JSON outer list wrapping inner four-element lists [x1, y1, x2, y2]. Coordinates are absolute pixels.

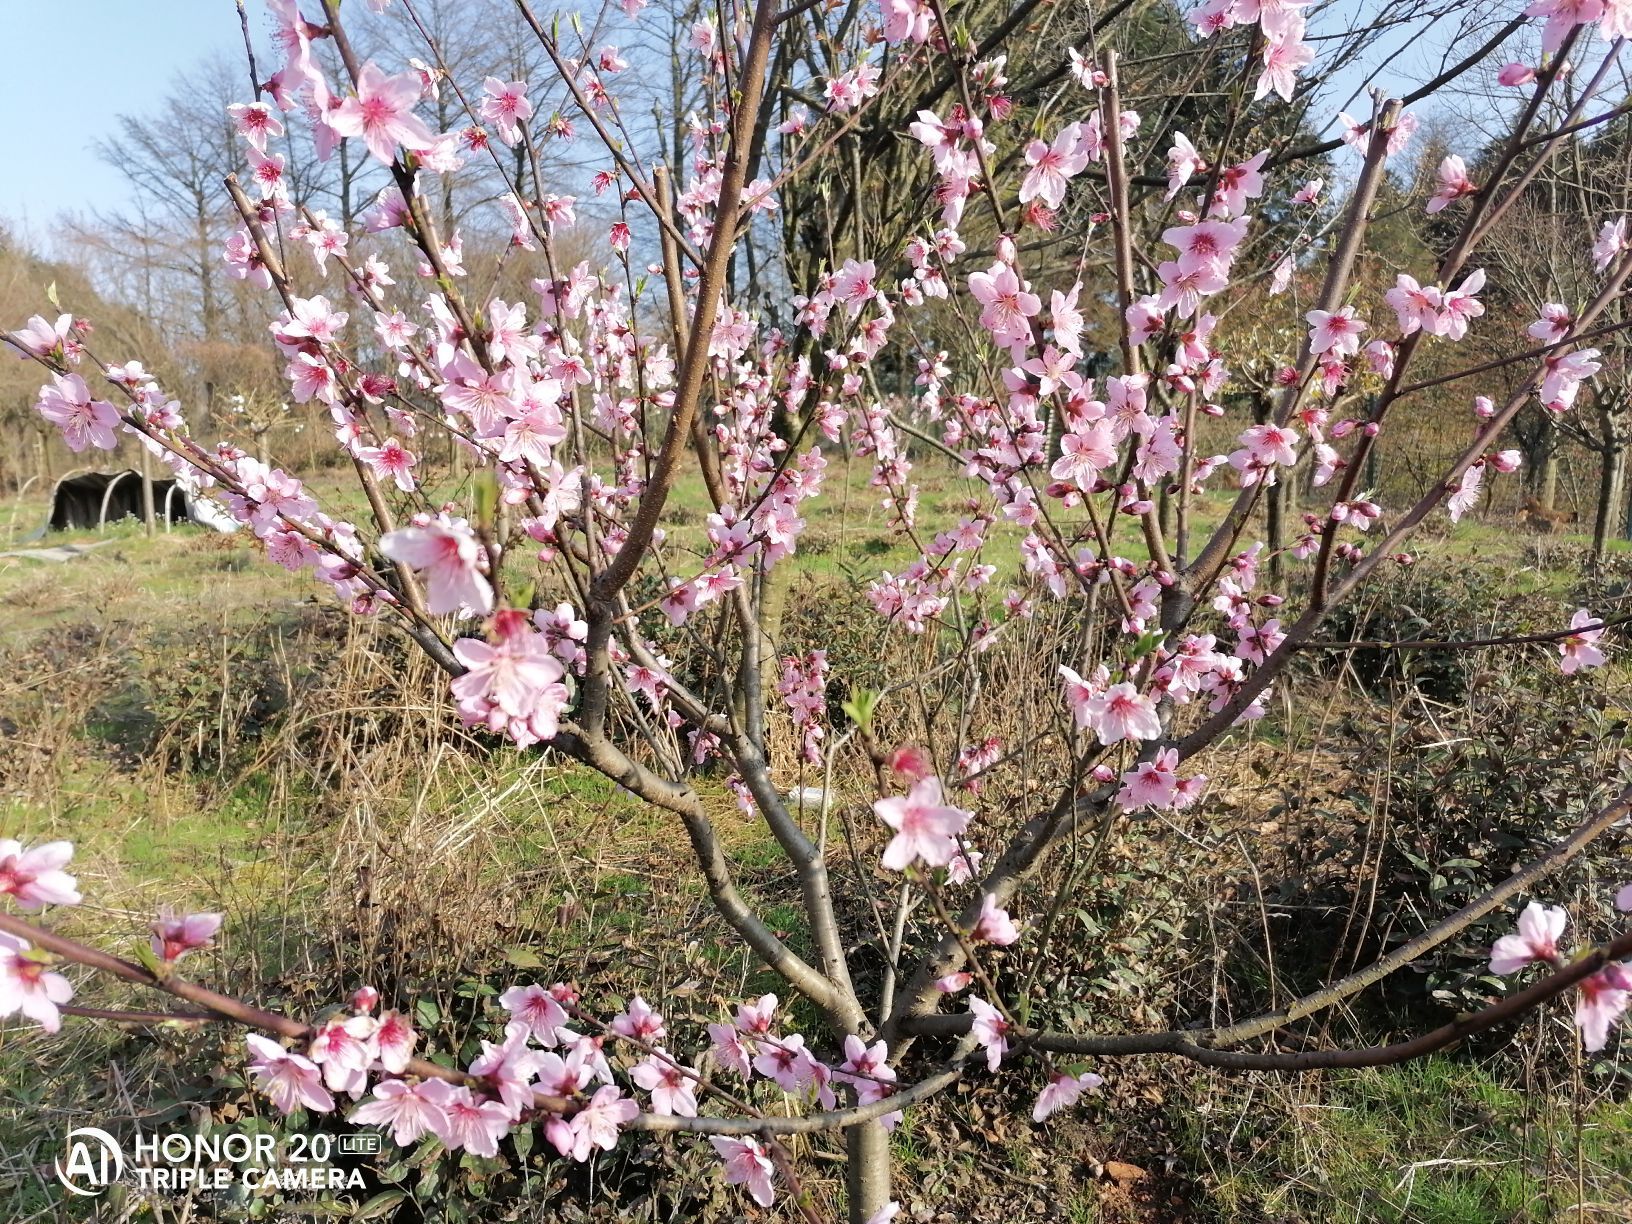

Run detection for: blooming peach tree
[[7, 0, 1632, 1218]]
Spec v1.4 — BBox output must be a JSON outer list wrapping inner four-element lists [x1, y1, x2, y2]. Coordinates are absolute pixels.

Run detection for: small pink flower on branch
[[0, 839, 80, 910], [149, 911, 224, 963]]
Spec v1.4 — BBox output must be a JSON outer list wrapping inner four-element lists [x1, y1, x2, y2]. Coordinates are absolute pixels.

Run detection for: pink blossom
[[888, 743, 934, 782], [350, 1077, 454, 1146], [225, 230, 273, 288], [246, 1033, 334, 1115], [1032, 1070, 1103, 1121], [439, 1086, 513, 1156], [969, 997, 1010, 1070], [451, 615, 570, 747], [149, 911, 224, 962], [968, 262, 1041, 348], [1212, 149, 1268, 218], [711, 1136, 777, 1207], [753, 1032, 820, 1091], [874, 776, 973, 871], [1528, 303, 1575, 345], [880, 0, 934, 44], [970, 893, 1021, 945], [1020, 125, 1089, 210], [1434, 269, 1485, 341], [1164, 131, 1205, 200], [1446, 463, 1483, 523], [1575, 963, 1632, 1051], [0, 839, 80, 909], [0, 933, 73, 1032], [1232, 422, 1300, 469], [1116, 750, 1180, 810], [1539, 348, 1601, 412], [1427, 155, 1477, 213], [1255, 15, 1315, 102], [1384, 274, 1443, 336], [36, 373, 121, 452], [1560, 608, 1606, 674], [479, 77, 532, 146], [611, 996, 666, 1043], [1082, 680, 1162, 745], [1050, 420, 1118, 490], [308, 1015, 377, 1095], [629, 1054, 699, 1116], [373, 1009, 416, 1073], [328, 62, 439, 166], [1306, 306, 1367, 357], [736, 993, 779, 1034], [501, 983, 569, 1044], [708, 1022, 752, 1077], [1489, 901, 1567, 974], [1339, 109, 1418, 158], [10, 312, 72, 358], [566, 1085, 638, 1160], [228, 101, 285, 152], [1524, 0, 1606, 53], [1364, 339, 1396, 378], [358, 438, 418, 492], [1060, 667, 1107, 727], [379, 517, 493, 616], [1593, 216, 1628, 272]]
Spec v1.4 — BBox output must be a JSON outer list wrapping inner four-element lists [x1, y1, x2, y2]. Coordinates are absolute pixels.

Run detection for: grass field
[[3, 460, 1631, 1222]]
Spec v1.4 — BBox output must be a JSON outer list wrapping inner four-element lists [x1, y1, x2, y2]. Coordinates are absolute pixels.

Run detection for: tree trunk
[[1593, 444, 1625, 560], [1540, 428, 1561, 511], [1266, 477, 1286, 589], [845, 1120, 891, 1224]]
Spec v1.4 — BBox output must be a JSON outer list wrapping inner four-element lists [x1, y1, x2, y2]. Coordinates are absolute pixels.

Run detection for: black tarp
[[47, 470, 189, 531]]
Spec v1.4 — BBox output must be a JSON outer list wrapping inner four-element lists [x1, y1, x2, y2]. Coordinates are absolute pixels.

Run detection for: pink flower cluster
[[1489, 890, 1632, 1051]]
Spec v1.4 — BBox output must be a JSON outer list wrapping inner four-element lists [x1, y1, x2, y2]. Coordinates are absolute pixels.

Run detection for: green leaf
[[351, 1191, 406, 1220], [502, 945, 544, 969], [414, 997, 441, 1028], [840, 687, 881, 734], [132, 941, 166, 979]]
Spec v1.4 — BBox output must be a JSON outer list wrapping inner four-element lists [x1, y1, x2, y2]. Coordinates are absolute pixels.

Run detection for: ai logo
[[55, 1127, 125, 1197]]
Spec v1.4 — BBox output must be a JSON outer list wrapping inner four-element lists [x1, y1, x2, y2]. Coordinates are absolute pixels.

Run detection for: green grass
[[1189, 1057, 1632, 1223]]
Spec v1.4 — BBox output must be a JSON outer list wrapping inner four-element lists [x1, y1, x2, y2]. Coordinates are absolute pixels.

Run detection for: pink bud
[[1497, 62, 1537, 87], [1363, 422, 1381, 437], [1091, 764, 1117, 783], [888, 744, 934, 782], [352, 986, 380, 1012]]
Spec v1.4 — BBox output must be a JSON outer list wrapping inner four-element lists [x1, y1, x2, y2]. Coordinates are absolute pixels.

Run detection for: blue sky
[[0, 0, 245, 239], [0, 2, 1504, 244]]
